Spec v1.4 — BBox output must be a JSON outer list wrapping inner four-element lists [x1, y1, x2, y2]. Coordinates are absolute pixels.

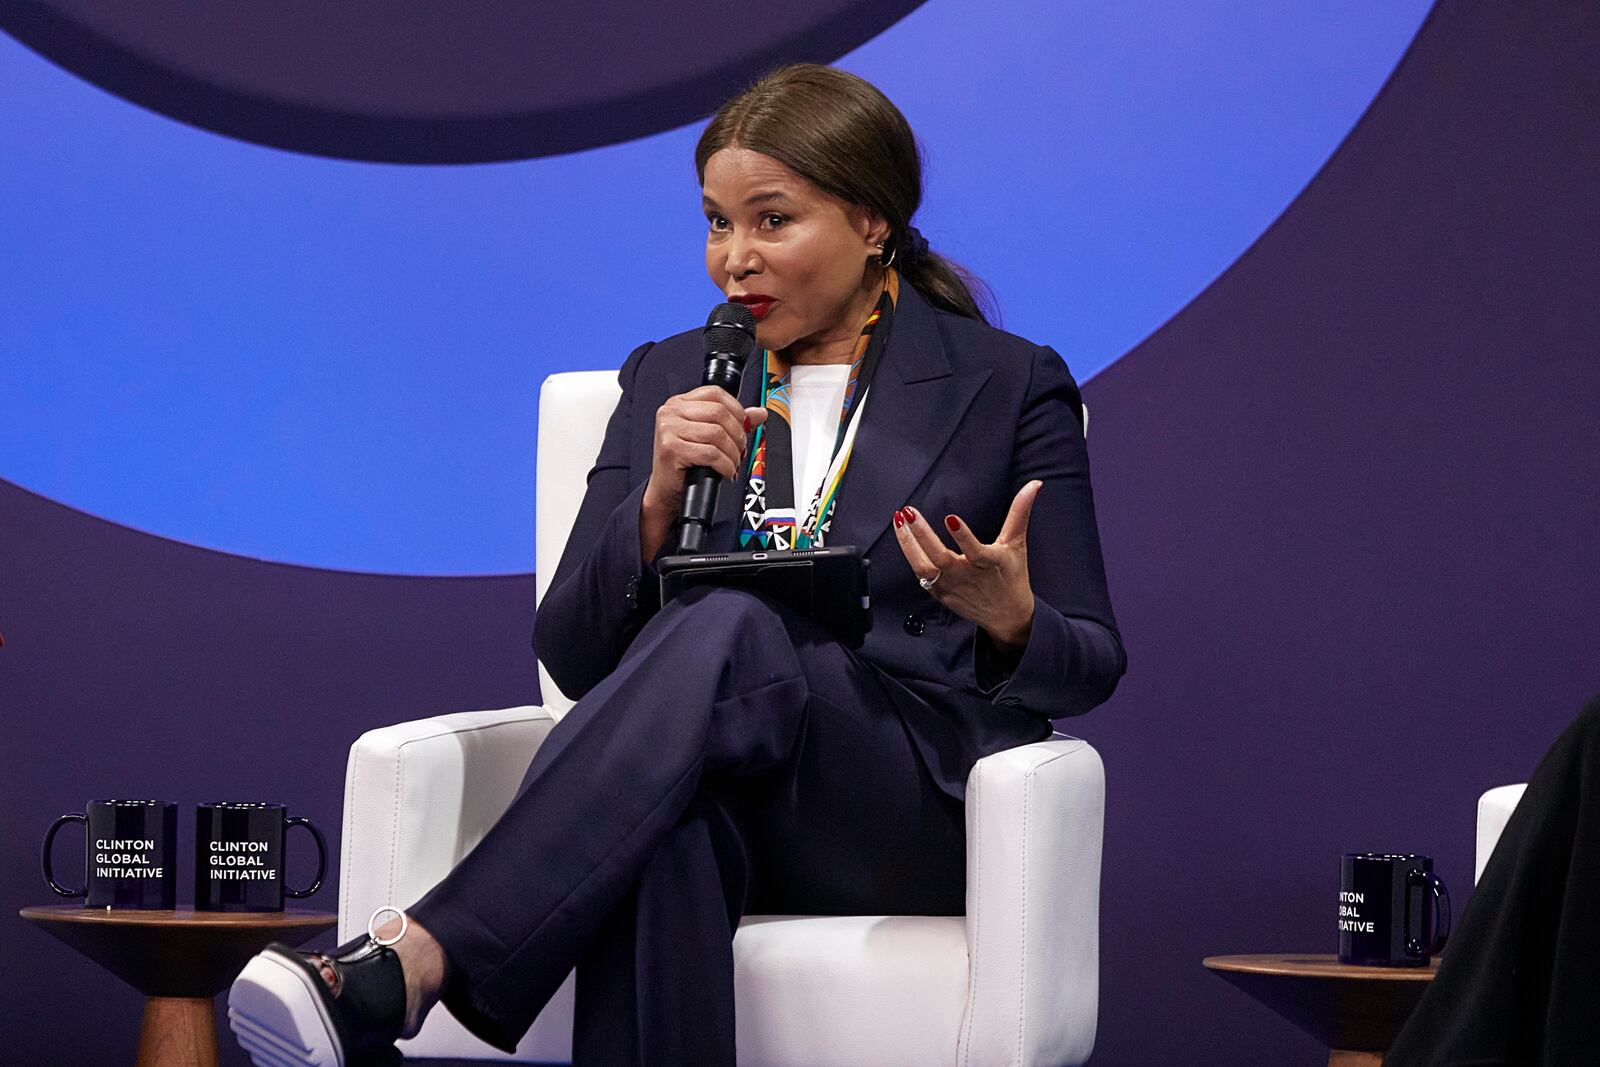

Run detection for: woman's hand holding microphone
[[892, 480, 1043, 653], [640, 387, 768, 564]]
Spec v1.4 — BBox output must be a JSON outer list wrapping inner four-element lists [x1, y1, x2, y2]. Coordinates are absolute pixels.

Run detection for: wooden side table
[[21, 904, 336, 1067], [1203, 953, 1439, 1067]]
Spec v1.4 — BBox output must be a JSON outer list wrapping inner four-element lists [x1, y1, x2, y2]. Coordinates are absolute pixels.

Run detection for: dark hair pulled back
[[695, 64, 995, 324]]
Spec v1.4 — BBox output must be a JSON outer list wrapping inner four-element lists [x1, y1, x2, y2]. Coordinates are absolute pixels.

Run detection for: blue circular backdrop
[[0, 0, 1431, 573]]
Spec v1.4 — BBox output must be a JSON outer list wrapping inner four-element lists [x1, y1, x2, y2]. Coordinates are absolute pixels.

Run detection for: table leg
[[1328, 1050, 1383, 1067], [136, 995, 219, 1067]]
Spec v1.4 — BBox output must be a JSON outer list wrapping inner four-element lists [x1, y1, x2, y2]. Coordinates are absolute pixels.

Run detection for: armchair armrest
[[958, 735, 1105, 1067], [339, 706, 557, 943], [1475, 783, 1528, 885]]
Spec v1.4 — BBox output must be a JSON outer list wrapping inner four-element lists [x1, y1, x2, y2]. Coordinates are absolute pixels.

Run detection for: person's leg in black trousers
[[406, 584, 968, 1063], [1385, 692, 1600, 1066]]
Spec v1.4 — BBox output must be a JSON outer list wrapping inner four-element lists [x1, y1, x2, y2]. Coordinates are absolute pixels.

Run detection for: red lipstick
[[729, 293, 777, 322]]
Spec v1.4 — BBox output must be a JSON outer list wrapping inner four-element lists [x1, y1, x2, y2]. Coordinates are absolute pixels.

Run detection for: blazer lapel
[[826, 285, 992, 557]]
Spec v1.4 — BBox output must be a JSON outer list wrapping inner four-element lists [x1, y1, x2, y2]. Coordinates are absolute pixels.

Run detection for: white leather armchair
[[338, 371, 1106, 1066]]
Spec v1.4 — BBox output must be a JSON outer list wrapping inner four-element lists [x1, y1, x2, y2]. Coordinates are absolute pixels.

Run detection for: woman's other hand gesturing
[[892, 480, 1042, 651]]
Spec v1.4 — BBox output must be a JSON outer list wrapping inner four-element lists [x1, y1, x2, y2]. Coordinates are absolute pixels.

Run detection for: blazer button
[[903, 614, 925, 637]]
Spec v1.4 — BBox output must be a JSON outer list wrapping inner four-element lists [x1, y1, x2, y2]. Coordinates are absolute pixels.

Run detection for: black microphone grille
[[703, 301, 758, 360], [705, 301, 756, 336]]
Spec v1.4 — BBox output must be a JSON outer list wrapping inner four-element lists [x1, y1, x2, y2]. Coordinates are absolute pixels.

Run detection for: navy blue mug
[[42, 799, 178, 908], [194, 801, 327, 911], [1338, 852, 1451, 966]]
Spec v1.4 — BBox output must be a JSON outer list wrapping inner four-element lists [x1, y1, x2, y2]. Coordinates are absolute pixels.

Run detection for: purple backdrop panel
[[0, 481, 537, 1064], [0, 0, 924, 161], [1078, 0, 1600, 1060]]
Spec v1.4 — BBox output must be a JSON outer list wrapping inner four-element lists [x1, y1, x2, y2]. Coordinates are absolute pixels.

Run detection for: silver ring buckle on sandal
[[367, 906, 408, 947]]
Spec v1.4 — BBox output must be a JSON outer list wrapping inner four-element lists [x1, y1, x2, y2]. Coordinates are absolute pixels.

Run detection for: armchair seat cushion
[[732, 915, 968, 1067]]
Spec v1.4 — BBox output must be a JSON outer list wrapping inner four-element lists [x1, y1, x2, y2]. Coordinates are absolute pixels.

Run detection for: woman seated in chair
[[229, 63, 1126, 1067]]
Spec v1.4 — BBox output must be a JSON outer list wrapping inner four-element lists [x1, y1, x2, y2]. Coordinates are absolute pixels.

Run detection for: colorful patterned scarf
[[739, 270, 898, 549]]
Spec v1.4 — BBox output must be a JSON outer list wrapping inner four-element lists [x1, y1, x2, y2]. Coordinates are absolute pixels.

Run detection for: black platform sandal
[[228, 906, 409, 1067]]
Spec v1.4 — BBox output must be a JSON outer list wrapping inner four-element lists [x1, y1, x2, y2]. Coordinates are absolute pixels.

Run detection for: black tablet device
[[656, 545, 872, 648]]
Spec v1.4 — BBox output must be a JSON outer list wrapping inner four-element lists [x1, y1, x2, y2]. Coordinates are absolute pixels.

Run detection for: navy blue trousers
[[409, 586, 969, 1065]]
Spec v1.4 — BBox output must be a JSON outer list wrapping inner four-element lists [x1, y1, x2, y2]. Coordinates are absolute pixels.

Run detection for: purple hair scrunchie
[[898, 225, 930, 268]]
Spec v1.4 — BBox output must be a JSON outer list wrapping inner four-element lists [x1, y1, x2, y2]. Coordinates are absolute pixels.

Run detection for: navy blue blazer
[[535, 282, 1126, 802]]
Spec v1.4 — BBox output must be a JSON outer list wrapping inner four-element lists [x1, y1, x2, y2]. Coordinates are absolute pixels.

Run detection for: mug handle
[[1405, 869, 1451, 957], [42, 813, 88, 897], [285, 817, 328, 899]]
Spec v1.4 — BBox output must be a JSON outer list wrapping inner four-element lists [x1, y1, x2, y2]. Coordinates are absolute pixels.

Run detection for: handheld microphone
[[675, 302, 758, 553]]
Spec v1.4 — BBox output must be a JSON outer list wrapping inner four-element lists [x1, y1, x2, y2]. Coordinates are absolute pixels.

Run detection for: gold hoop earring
[[877, 241, 896, 269]]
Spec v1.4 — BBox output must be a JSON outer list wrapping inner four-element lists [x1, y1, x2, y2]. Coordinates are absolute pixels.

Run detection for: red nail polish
[[893, 509, 905, 528], [744, 416, 752, 433], [904, 506, 918, 522], [945, 515, 960, 532]]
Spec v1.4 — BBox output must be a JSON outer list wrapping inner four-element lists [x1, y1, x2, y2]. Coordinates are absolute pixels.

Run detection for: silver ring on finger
[[918, 570, 941, 591]]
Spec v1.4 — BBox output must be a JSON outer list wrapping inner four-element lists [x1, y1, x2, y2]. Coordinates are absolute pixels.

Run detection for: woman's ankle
[[375, 914, 448, 1039]]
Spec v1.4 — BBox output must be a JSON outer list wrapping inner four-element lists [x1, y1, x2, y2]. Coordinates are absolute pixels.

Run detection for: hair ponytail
[[897, 245, 996, 325]]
